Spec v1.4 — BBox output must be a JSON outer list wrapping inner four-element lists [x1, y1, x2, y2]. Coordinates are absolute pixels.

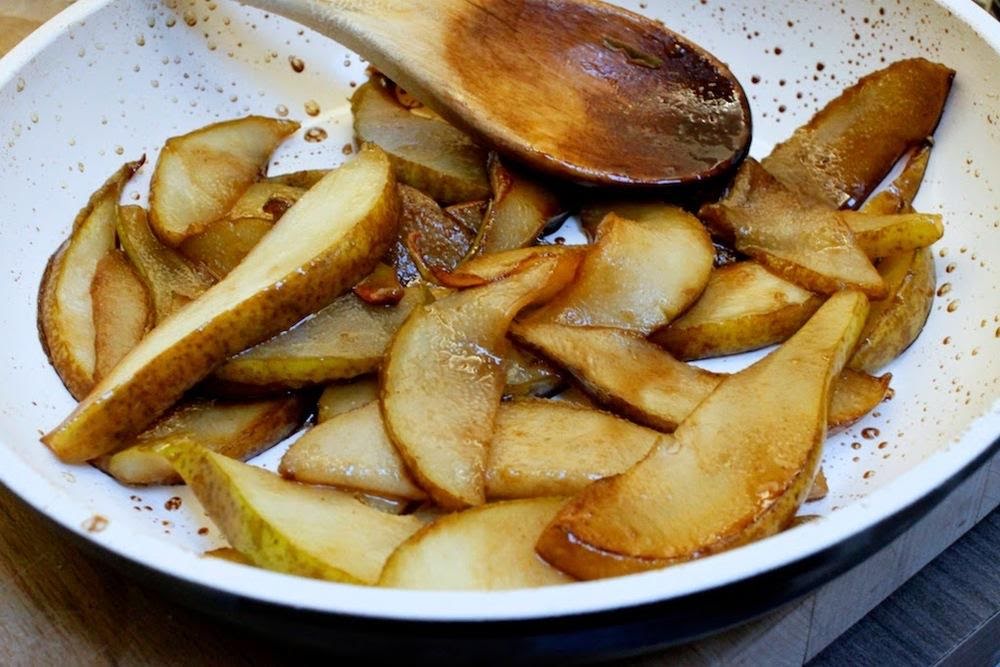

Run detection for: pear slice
[[487, 400, 666, 499], [178, 217, 274, 281], [527, 207, 714, 334], [265, 169, 330, 189], [117, 205, 216, 323], [281, 402, 427, 501], [382, 254, 578, 509], [849, 247, 936, 372], [317, 377, 379, 423], [379, 498, 574, 590], [700, 159, 886, 299], [352, 80, 489, 204], [649, 261, 824, 361], [514, 321, 889, 433], [860, 143, 932, 216], [95, 396, 304, 485], [38, 160, 143, 400], [389, 184, 475, 285], [434, 245, 583, 289], [149, 116, 300, 245], [536, 291, 869, 579], [444, 200, 488, 235], [503, 346, 564, 399], [762, 58, 953, 209], [163, 442, 423, 584], [353, 262, 405, 306], [91, 250, 153, 382], [842, 212, 943, 260], [213, 286, 425, 389], [43, 145, 399, 463]]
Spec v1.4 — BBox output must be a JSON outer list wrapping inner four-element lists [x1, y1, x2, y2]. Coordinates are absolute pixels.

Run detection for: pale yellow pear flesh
[[842, 212, 943, 260], [90, 250, 153, 383], [43, 146, 399, 463], [163, 442, 423, 584], [379, 498, 574, 590], [317, 377, 379, 423], [537, 291, 869, 580], [381, 256, 577, 509]]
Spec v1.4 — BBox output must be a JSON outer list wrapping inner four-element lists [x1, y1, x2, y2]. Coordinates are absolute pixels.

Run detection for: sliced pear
[[163, 442, 423, 583], [528, 207, 713, 334], [204, 547, 254, 565], [38, 160, 142, 400], [860, 143, 932, 216], [382, 255, 578, 509], [224, 181, 305, 222], [762, 58, 953, 209], [43, 146, 399, 463], [701, 159, 886, 298], [214, 286, 425, 389], [487, 400, 666, 499], [95, 396, 304, 485], [380, 498, 574, 590], [352, 262, 405, 306], [469, 155, 562, 255], [514, 321, 889, 433], [444, 200, 488, 235], [149, 116, 300, 245], [504, 346, 563, 399], [842, 212, 943, 260], [179, 217, 274, 281], [806, 469, 829, 502], [537, 291, 869, 579], [650, 261, 824, 360], [117, 205, 216, 323], [434, 246, 583, 289], [265, 169, 330, 189], [91, 250, 153, 382], [849, 247, 936, 372], [317, 377, 379, 423], [281, 402, 427, 501], [389, 184, 475, 285], [352, 80, 489, 204]]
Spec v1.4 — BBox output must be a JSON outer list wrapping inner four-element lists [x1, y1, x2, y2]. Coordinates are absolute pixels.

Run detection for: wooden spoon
[[242, 0, 752, 188]]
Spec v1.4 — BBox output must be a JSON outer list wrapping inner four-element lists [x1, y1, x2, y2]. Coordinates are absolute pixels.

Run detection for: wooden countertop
[[1, 4, 997, 665]]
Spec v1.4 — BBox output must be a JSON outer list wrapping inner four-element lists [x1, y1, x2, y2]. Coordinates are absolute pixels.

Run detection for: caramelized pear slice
[[353, 262, 405, 306], [537, 291, 869, 579], [214, 287, 424, 389], [701, 159, 886, 298], [469, 155, 563, 255], [504, 346, 564, 399], [163, 442, 423, 584], [281, 402, 427, 501], [487, 400, 666, 499], [849, 247, 936, 372], [762, 58, 954, 209], [265, 169, 330, 189], [317, 377, 379, 423], [514, 321, 889, 434], [117, 205, 215, 323], [860, 143, 932, 216], [382, 255, 578, 509], [179, 217, 274, 281], [149, 116, 299, 245], [434, 246, 583, 289], [444, 200, 488, 235], [224, 182, 305, 222], [379, 498, 574, 590], [91, 250, 153, 382], [95, 396, 304, 485], [389, 184, 475, 285], [38, 160, 142, 399], [650, 261, 823, 360], [43, 146, 398, 463], [352, 80, 489, 204], [529, 206, 714, 334], [842, 212, 943, 260]]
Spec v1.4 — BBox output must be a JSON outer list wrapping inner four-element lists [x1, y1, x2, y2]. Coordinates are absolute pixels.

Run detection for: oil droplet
[[863, 470, 875, 479], [136, 34, 146, 47], [165, 16, 177, 27], [851, 441, 862, 450], [198, 527, 210, 535], [304, 99, 320, 116], [937, 282, 952, 296], [946, 299, 959, 313], [304, 127, 328, 142], [275, 104, 289, 117], [30, 113, 38, 124], [852, 456, 860, 463], [16, 77, 25, 92], [861, 427, 880, 440], [147, 16, 156, 28], [342, 143, 354, 155], [115, 146, 124, 155], [289, 55, 305, 72], [877, 441, 888, 449], [164, 496, 183, 511], [943, 336, 951, 345], [945, 262, 956, 273], [82, 515, 109, 533], [183, 10, 197, 26]]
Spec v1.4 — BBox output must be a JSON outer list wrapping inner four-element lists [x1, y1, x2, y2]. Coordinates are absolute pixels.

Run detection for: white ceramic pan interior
[[0, 0, 997, 622]]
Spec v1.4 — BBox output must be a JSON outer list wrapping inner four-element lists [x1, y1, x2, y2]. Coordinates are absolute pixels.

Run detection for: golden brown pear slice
[[444, 200, 488, 235], [389, 184, 476, 285], [841, 212, 943, 260], [352, 80, 489, 204], [38, 160, 143, 400], [379, 498, 574, 590], [353, 262, 405, 306], [514, 321, 889, 434], [149, 116, 300, 245], [91, 250, 153, 382], [281, 402, 427, 501], [265, 169, 331, 189], [163, 442, 423, 584], [381, 255, 578, 509], [43, 146, 399, 463], [537, 292, 870, 578], [849, 247, 936, 372], [649, 261, 824, 361], [434, 246, 583, 289], [179, 217, 275, 281], [317, 377, 380, 423], [117, 205, 216, 323], [860, 143, 932, 216], [468, 154, 563, 255], [486, 400, 666, 499], [537, 291, 869, 579], [701, 159, 886, 298], [95, 396, 304, 485], [213, 287, 424, 389], [762, 59, 953, 209], [503, 346, 564, 399], [528, 207, 714, 334]]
